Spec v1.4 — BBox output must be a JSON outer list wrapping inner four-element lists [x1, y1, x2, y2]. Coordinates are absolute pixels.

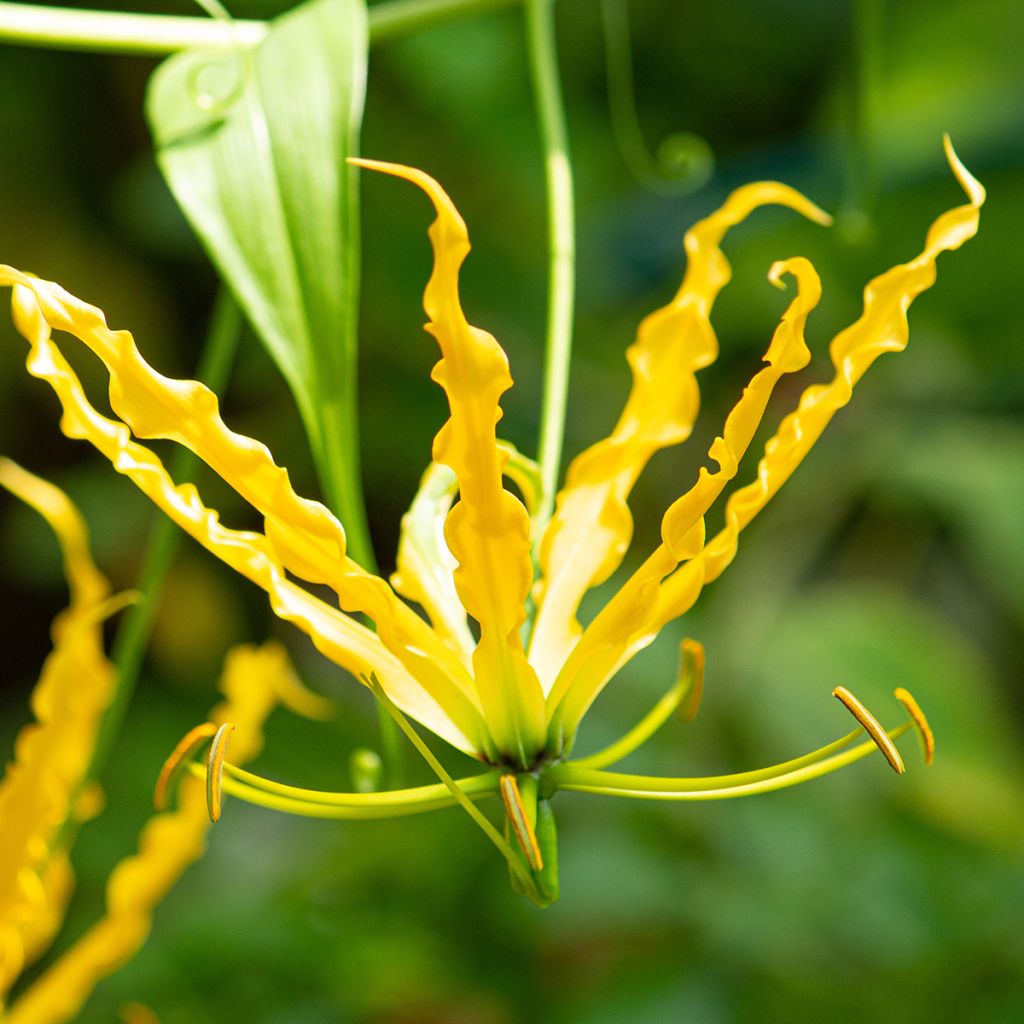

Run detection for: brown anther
[[499, 775, 544, 871], [832, 686, 905, 774], [206, 722, 236, 823], [679, 638, 705, 723], [894, 687, 935, 765], [154, 722, 218, 811]]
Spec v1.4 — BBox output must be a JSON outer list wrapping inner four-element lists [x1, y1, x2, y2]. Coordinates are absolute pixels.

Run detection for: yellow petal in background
[[4, 642, 303, 1024], [0, 460, 118, 1002], [391, 461, 475, 668], [353, 160, 546, 765], [529, 182, 830, 688]]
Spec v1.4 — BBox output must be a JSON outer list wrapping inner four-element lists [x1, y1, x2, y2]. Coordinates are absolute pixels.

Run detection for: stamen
[[832, 686, 904, 774], [154, 722, 217, 811], [499, 775, 544, 871], [206, 723, 235, 822], [572, 637, 706, 771], [363, 674, 545, 902], [894, 687, 935, 765]]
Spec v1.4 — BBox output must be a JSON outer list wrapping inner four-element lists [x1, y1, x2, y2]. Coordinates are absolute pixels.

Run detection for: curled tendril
[[601, 0, 714, 196]]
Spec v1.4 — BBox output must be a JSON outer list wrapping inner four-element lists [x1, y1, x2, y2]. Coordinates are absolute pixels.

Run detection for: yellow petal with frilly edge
[[353, 159, 546, 766], [0, 461, 120, 1001], [529, 183, 830, 688], [4, 643, 299, 1024], [550, 137, 984, 745], [0, 279, 489, 756], [545, 256, 821, 742], [0, 265, 482, 750]]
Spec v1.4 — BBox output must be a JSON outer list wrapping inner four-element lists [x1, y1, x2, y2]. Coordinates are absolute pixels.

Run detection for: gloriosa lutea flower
[[0, 459, 325, 1018], [0, 137, 980, 906]]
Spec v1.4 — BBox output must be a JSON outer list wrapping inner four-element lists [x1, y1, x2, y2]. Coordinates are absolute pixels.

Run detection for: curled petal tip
[[832, 686, 905, 774], [347, 155, 404, 174], [942, 134, 986, 207], [894, 687, 935, 766]]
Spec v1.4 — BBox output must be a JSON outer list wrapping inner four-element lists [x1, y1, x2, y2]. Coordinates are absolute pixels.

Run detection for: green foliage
[[146, 0, 372, 556]]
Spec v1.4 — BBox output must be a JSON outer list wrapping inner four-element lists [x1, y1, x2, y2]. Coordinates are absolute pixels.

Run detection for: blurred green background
[[2, 0, 1023, 1020]]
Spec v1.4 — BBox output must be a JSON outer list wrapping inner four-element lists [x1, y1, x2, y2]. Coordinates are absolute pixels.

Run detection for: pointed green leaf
[[145, 0, 371, 559]]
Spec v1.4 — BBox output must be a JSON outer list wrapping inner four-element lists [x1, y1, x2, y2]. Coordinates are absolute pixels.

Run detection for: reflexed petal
[[548, 140, 983, 744], [353, 160, 546, 764], [5, 643, 296, 1023], [0, 266, 479, 742], [0, 462, 116, 1000], [1, 280, 488, 756], [530, 183, 830, 686]]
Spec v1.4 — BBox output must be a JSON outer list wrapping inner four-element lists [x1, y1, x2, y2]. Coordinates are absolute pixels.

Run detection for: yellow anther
[[832, 687, 905, 774], [154, 722, 218, 811], [678, 638, 705, 723], [206, 723, 236, 823], [894, 688, 935, 766], [499, 775, 544, 872]]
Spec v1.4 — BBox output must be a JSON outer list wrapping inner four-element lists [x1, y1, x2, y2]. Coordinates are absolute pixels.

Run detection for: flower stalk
[[525, 0, 576, 530], [0, 0, 518, 56]]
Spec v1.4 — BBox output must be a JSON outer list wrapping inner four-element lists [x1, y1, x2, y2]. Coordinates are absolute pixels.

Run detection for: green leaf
[[145, 0, 372, 563]]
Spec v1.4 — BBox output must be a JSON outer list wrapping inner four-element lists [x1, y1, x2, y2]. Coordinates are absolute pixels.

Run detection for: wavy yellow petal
[[0, 458, 108, 614], [353, 159, 545, 765], [529, 183, 830, 687], [0, 266, 477, 736], [545, 257, 821, 739], [549, 139, 983, 744], [647, 135, 985, 631], [6, 644, 290, 1024], [1, 282, 488, 757], [0, 463, 115, 1000], [10, 852, 73, 985]]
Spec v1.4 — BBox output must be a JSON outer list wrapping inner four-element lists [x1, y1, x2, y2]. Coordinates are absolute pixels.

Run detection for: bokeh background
[[2, 0, 1023, 1020]]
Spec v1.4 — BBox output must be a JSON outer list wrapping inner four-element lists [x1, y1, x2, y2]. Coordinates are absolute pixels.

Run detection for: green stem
[[222, 761, 498, 811], [553, 723, 913, 801], [0, 0, 517, 56], [572, 653, 699, 771], [842, 0, 883, 232], [525, 0, 575, 529], [367, 676, 544, 901], [85, 289, 242, 783]]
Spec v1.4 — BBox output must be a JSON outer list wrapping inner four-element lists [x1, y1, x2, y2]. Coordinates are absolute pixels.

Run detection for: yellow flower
[[0, 137, 981, 905], [5, 641, 328, 1024], [0, 460, 326, 1018], [0, 458, 128, 1004]]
